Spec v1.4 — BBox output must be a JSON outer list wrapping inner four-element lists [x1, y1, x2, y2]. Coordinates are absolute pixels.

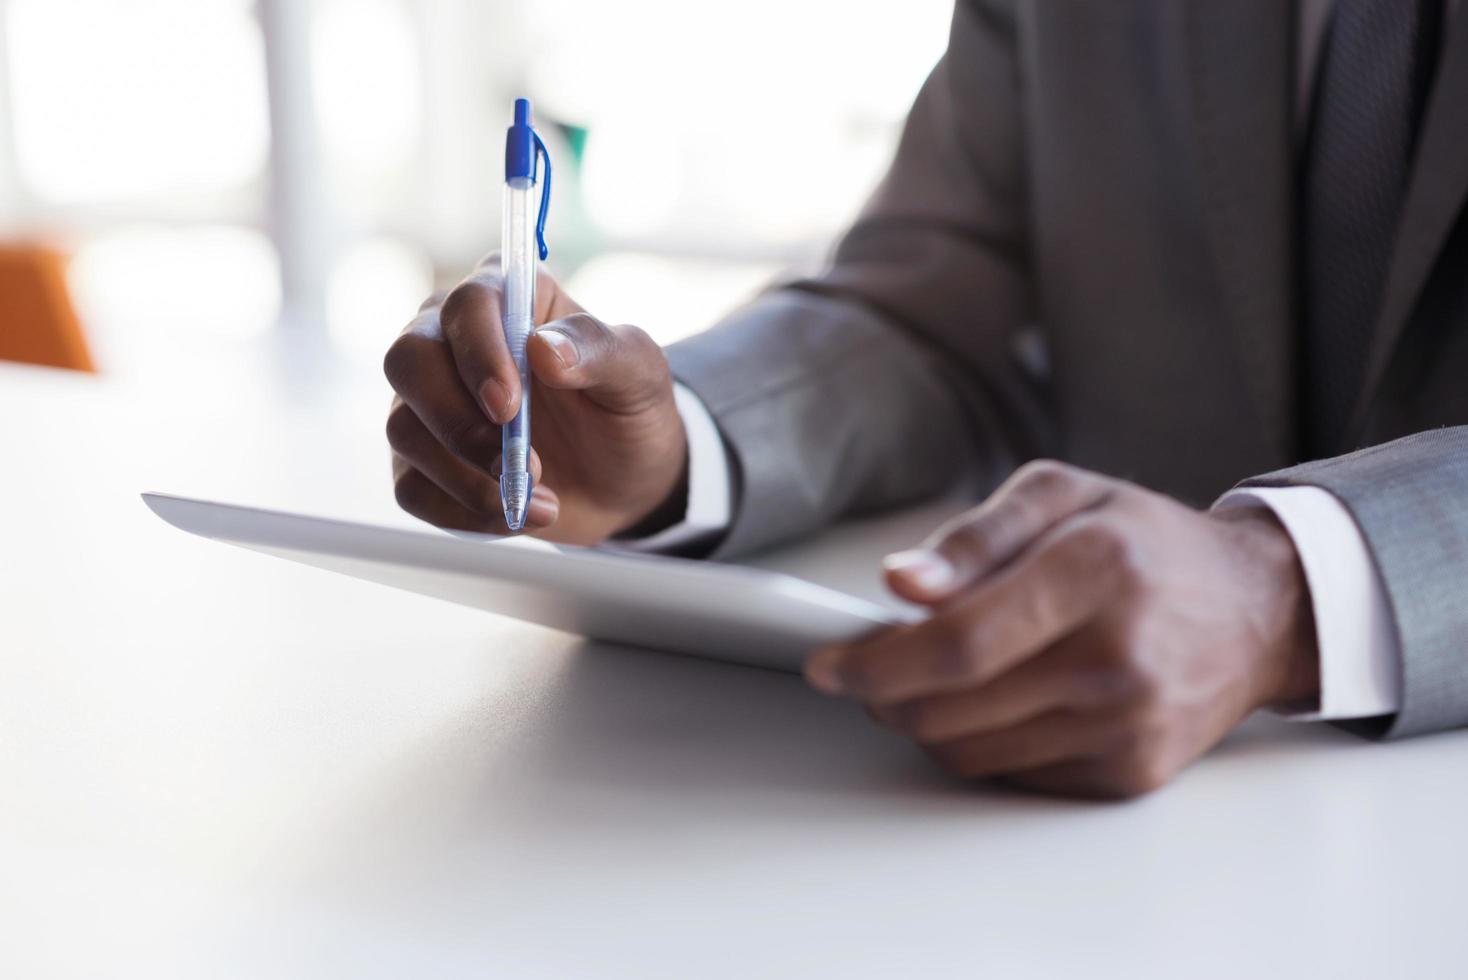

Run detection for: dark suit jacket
[[667, 2, 1468, 739]]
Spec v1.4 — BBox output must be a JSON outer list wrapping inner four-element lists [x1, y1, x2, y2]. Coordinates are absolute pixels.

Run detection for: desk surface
[[2, 349, 1466, 979]]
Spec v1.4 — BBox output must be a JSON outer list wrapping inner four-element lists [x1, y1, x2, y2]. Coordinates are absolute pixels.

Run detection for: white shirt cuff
[[1215, 486, 1401, 721], [617, 382, 733, 552]]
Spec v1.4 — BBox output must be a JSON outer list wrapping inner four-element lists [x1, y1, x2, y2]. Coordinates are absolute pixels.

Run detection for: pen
[[499, 97, 552, 531]]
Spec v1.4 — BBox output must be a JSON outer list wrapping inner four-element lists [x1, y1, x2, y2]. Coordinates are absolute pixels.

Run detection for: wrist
[[1216, 508, 1321, 708], [611, 436, 691, 539]]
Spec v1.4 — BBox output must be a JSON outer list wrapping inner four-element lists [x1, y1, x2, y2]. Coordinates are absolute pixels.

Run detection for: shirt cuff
[[1214, 486, 1401, 721], [616, 382, 733, 552]]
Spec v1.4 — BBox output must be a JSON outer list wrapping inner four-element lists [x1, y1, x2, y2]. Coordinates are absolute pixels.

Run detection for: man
[[383, 1, 1468, 797]]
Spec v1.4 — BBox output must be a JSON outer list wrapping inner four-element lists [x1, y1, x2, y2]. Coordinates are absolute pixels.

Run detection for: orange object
[[0, 243, 95, 372]]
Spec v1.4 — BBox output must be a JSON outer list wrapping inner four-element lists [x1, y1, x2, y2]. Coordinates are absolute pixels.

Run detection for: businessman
[[383, 1, 1468, 797]]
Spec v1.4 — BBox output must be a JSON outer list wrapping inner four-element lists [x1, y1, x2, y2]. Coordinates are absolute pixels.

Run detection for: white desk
[[3, 350, 1466, 979]]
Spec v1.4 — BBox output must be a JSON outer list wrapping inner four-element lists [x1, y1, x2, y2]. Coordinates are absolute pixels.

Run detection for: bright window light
[[565, 252, 781, 347], [312, 0, 423, 192], [326, 236, 434, 357], [580, 116, 686, 239], [68, 226, 281, 341], [7, 0, 268, 204], [528, 0, 951, 248], [580, 114, 892, 246], [526, 0, 951, 126]]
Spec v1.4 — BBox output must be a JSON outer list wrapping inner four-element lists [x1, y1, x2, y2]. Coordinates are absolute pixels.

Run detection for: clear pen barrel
[[500, 176, 536, 530]]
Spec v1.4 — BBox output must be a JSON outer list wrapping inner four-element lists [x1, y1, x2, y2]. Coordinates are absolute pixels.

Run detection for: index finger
[[440, 259, 585, 426], [439, 270, 519, 425], [806, 512, 1128, 704]]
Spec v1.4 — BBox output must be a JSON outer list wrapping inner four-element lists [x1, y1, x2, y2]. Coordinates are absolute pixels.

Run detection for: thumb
[[883, 462, 1114, 606], [528, 312, 670, 413]]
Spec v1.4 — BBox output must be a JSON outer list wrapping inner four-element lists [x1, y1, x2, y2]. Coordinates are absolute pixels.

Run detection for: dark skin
[[385, 261, 1321, 799], [383, 255, 689, 544], [806, 461, 1320, 799]]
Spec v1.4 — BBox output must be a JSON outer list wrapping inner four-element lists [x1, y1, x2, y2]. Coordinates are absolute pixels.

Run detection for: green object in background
[[557, 123, 589, 167]]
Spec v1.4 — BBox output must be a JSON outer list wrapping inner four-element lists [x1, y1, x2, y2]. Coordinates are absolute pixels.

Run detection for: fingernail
[[883, 549, 955, 592], [527, 491, 559, 525], [804, 647, 847, 695], [538, 329, 579, 367], [480, 379, 514, 422]]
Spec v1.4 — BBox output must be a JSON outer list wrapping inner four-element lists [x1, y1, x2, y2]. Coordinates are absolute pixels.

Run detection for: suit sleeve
[[665, 0, 1053, 557], [1215, 487, 1402, 721], [1236, 426, 1468, 739]]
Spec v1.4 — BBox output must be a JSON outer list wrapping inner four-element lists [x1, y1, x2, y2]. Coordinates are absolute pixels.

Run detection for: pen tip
[[501, 472, 531, 533]]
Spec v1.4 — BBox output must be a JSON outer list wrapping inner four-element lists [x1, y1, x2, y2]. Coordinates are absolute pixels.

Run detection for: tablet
[[142, 493, 914, 672]]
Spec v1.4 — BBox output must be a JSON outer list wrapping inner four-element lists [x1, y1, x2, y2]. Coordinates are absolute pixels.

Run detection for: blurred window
[[7, 0, 267, 207], [0, 0, 950, 356]]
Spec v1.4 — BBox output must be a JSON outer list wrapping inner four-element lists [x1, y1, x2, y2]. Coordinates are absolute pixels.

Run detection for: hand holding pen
[[383, 103, 691, 543]]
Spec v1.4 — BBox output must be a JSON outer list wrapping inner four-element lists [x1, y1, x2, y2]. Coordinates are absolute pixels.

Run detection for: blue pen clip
[[532, 131, 551, 261], [505, 98, 552, 261]]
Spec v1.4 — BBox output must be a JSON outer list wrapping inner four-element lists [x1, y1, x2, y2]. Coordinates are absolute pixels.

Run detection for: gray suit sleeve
[[666, 0, 1054, 557], [1237, 426, 1468, 739]]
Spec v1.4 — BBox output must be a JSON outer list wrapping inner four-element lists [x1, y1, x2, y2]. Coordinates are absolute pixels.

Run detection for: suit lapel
[[1182, 2, 1296, 460], [1346, 10, 1468, 441]]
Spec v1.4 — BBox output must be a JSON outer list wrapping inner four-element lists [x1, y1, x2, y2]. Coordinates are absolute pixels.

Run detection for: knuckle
[[418, 289, 450, 313], [1011, 458, 1074, 498], [1100, 647, 1163, 713], [1068, 518, 1123, 565], [941, 516, 1001, 566], [393, 470, 425, 511], [611, 321, 657, 352], [440, 278, 496, 326], [384, 403, 419, 450], [382, 336, 425, 391], [438, 414, 492, 461], [1067, 516, 1141, 583], [465, 265, 506, 291], [1004, 494, 1051, 533], [1108, 532, 1145, 582], [614, 323, 670, 370]]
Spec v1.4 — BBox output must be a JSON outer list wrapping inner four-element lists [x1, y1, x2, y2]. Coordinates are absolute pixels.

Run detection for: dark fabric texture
[[1301, 0, 1440, 455], [667, 1, 1468, 739]]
